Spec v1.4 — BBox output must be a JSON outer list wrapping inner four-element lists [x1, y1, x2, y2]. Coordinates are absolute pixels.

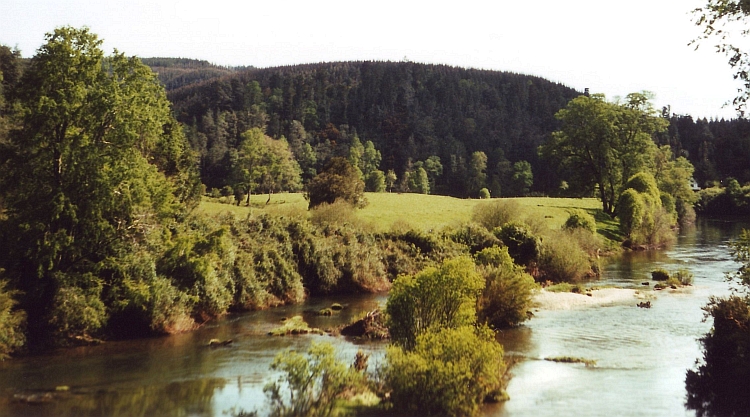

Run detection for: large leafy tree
[[541, 92, 667, 216], [0, 27, 200, 346], [231, 127, 302, 205], [305, 157, 366, 209]]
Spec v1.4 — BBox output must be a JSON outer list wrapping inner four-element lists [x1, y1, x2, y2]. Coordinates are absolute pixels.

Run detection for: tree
[[468, 151, 488, 197], [386, 257, 483, 350], [693, 0, 750, 114], [0, 27, 199, 346], [541, 92, 667, 216], [687, 230, 750, 416], [305, 157, 366, 209], [510, 160, 534, 196], [423, 155, 443, 192], [231, 128, 302, 205], [385, 169, 397, 192], [408, 165, 430, 194]]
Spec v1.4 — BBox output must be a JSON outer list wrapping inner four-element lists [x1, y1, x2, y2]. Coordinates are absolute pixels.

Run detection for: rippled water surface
[[0, 218, 747, 417]]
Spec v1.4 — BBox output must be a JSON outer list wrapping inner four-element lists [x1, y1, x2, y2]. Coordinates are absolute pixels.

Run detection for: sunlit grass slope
[[197, 193, 613, 235]]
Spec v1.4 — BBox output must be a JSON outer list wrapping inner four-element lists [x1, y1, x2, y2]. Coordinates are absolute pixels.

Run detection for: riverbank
[[532, 288, 646, 310]]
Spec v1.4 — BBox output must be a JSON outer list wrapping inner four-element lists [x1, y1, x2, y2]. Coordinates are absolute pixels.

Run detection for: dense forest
[[142, 58, 750, 198], [158, 60, 580, 196]]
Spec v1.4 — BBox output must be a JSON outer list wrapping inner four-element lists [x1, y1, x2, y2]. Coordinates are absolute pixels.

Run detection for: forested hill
[[155, 60, 581, 196], [140, 58, 252, 92]]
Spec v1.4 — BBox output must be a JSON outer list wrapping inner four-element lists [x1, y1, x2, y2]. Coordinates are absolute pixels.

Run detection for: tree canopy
[[0, 27, 200, 347], [541, 92, 668, 215]]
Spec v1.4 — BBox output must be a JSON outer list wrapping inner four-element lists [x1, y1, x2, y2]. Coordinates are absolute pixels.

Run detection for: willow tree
[[0, 27, 199, 346], [541, 92, 667, 216]]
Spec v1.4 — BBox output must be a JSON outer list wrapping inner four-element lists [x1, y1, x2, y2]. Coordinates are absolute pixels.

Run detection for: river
[[0, 218, 747, 417]]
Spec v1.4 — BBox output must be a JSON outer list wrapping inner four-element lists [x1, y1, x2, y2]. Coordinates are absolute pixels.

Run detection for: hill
[[158, 60, 581, 195]]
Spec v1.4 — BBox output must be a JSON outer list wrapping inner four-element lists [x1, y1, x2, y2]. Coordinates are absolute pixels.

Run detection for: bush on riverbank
[[384, 326, 506, 417], [0, 279, 25, 360], [475, 247, 539, 328]]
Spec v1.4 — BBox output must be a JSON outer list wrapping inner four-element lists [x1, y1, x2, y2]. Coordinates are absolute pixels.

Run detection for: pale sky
[[1, 0, 746, 119]]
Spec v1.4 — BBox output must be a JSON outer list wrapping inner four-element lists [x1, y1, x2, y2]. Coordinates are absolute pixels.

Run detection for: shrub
[[537, 230, 591, 282], [386, 257, 483, 349], [495, 222, 541, 266], [675, 268, 694, 286], [472, 199, 523, 230], [564, 210, 597, 234], [0, 279, 25, 359], [686, 295, 750, 417], [652, 268, 670, 281], [384, 326, 506, 417], [475, 247, 539, 328], [49, 281, 107, 343], [310, 200, 357, 227], [447, 222, 501, 254], [478, 188, 491, 199], [265, 342, 365, 417]]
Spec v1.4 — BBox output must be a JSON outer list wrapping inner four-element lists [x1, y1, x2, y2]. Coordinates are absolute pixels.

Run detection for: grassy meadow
[[198, 193, 618, 237]]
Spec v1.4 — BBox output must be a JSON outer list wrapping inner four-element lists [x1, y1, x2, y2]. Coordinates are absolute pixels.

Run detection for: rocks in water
[[208, 339, 233, 347], [637, 301, 652, 308], [642, 282, 650, 286], [317, 308, 333, 316], [268, 315, 324, 336], [330, 303, 344, 311], [340, 309, 389, 339]]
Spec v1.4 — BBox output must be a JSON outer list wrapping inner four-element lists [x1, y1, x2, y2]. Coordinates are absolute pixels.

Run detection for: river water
[[0, 218, 747, 417]]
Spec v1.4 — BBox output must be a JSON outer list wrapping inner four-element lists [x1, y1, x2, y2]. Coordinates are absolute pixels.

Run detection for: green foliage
[[49, 282, 107, 343], [542, 92, 666, 215], [447, 222, 501, 254], [472, 199, 523, 230], [265, 342, 365, 417], [510, 160, 534, 196], [495, 222, 541, 266], [158, 225, 236, 320], [231, 128, 302, 203], [0, 27, 199, 346], [386, 257, 483, 349], [0, 279, 25, 359], [475, 247, 539, 328], [686, 295, 750, 417], [169, 61, 578, 197], [365, 170, 386, 192], [564, 210, 597, 234], [687, 229, 750, 416], [537, 230, 592, 282], [618, 172, 675, 247], [384, 326, 506, 417], [478, 188, 491, 199], [651, 268, 670, 281], [305, 157, 366, 209], [310, 200, 358, 228], [468, 151, 488, 197], [623, 172, 661, 203]]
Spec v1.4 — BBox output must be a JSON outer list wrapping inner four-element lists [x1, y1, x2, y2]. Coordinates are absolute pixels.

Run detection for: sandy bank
[[533, 288, 648, 310]]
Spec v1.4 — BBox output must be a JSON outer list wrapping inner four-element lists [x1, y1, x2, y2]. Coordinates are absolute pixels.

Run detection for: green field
[[198, 193, 614, 235]]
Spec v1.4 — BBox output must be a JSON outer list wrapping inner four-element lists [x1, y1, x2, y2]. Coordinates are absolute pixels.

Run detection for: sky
[[1, 0, 747, 119]]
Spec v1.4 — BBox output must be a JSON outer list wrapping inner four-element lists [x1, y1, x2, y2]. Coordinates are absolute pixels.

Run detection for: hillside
[[157, 60, 581, 195]]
